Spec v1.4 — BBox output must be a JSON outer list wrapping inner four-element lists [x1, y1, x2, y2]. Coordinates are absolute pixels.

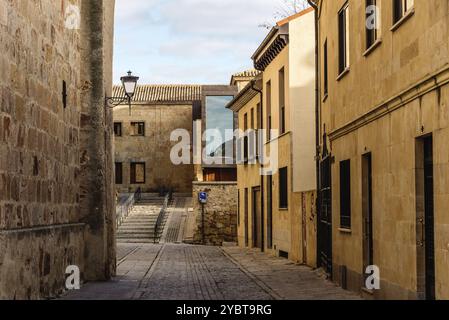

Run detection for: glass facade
[[205, 96, 234, 157]]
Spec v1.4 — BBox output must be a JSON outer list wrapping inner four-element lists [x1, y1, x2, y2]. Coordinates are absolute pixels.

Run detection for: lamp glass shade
[[120, 71, 139, 98]]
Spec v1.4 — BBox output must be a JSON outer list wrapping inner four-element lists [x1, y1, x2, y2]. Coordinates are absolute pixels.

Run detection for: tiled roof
[[230, 69, 261, 85], [112, 84, 202, 103], [231, 69, 261, 78], [226, 76, 263, 112]]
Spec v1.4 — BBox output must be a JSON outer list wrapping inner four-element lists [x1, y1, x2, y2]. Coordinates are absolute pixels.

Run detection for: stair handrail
[[135, 187, 142, 202], [116, 187, 142, 228], [154, 191, 171, 244]]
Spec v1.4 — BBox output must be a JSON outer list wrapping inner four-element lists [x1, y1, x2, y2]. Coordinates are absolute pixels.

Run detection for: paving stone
[[62, 243, 361, 300]]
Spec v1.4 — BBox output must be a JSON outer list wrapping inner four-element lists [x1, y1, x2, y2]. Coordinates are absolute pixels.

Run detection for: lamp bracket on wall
[[105, 96, 132, 115], [105, 71, 139, 115]]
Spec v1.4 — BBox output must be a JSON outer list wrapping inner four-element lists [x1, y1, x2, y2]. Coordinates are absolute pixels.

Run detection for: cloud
[[159, 0, 278, 37], [115, 0, 160, 25], [114, 0, 288, 84]]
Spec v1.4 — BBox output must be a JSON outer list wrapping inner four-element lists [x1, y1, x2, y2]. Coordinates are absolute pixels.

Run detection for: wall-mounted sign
[[198, 192, 208, 204]]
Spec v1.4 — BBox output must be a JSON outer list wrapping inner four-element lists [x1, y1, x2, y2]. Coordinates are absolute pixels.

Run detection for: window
[[323, 40, 328, 96], [248, 108, 253, 129], [338, 3, 350, 75], [279, 67, 286, 134], [393, 0, 414, 24], [114, 122, 122, 137], [366, 0, 379, 49], [115, 162, 123, 184], [279, 167, 288, 209], [130, 122, 145, 136], [203, 168, 237, 182], [238, 190, 241, 226], [340, 160, 351, 229], [243, 113, 249, 163], [249, 108, 258, 162], [266, 81, 272, 140], [130, 162, 146, 184], [62, 81, 67, 109]]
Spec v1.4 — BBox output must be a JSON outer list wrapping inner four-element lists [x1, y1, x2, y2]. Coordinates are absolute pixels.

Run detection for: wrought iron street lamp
[[106, 71, 139, 115]]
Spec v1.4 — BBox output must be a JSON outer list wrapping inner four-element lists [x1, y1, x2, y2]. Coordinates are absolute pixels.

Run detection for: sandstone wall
[[0, 0, 115, 299], [317, 0, 449, 299], [192, 182, 238, 246], [114, 104, 195, 194], [79, 0, 116, 282]]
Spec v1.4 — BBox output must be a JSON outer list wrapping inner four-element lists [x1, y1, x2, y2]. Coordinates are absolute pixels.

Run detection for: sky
[[113, 0, 297, 85]]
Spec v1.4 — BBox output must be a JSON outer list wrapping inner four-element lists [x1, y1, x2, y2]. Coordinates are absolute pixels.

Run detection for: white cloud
[[115, 0, 160, 24], [113, 0, 302, 84], [159, 0, 279, 37]]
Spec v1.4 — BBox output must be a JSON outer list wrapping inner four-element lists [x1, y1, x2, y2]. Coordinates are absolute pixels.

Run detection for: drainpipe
[[307, 0, 321, 267], [251, 80, 265, 252]]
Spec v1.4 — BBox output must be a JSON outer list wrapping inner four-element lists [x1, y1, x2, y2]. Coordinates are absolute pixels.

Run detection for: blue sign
[[199, 192, 208, 204]]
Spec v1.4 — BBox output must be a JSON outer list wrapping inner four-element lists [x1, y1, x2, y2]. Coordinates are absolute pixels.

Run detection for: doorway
[[267, 175, 273, 249], [244, 188, 249, 247], [318, 156, 333, 276], [252, 187, 262, 249], [416, 136, 436, 300], [362, 153, 374, 285]]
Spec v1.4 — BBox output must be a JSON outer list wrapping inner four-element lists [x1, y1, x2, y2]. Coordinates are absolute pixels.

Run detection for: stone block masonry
[[0, 0, 116, 299], [114, 104, 195, 194], [192, 182, 238, 246]]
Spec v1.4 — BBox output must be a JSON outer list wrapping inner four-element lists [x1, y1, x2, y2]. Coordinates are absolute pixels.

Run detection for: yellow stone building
[[113, 84, 200, 194], [312, 0, 449, 299], [113, 84, 238, 194], [228, 8, 317, 265]]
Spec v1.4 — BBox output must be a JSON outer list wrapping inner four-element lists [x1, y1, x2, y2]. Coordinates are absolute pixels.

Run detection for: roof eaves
[[251, 24, 289, 71], [226, 76, 262, 112], [251, 26, 280, 62], [276, 6, 314, 26]]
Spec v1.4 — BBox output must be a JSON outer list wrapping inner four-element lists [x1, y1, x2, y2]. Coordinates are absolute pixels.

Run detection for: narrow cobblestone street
[[63, 197, 360, 300], [62, 243, 360, 300]]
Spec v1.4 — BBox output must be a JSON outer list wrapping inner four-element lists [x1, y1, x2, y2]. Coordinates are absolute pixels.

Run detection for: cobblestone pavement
[[161, 197, 189, 244], [222, 247, 361, 300], [62, 243, 360, 300]]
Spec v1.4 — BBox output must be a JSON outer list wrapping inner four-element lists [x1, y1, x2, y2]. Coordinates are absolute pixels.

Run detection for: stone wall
[[0, 0, 115, 299], [192, 182, 238, 246], [114, 104, 195, 194], [79, 0, 116, 282]]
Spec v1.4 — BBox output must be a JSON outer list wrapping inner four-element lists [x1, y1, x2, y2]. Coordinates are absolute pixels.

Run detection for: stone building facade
[[113, 85, 201, 194], [228, 78, 264, 252], [313, 0, 449, 299], [0, 0, 116, 299], [113, 84, 239, 195], [228, 9, 317, 265]]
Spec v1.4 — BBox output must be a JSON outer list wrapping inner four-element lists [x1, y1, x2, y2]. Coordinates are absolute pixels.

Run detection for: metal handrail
[[135, 187, 142, 202], [154, 192, 171, 243], [116, 187, 142, 228]]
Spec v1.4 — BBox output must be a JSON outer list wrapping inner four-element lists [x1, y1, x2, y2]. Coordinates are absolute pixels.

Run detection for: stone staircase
[[116, 196, 169, 244]]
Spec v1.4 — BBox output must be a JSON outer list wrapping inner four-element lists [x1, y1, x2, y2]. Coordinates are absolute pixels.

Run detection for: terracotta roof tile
[[231, 69, 261, 78], [112, 84, 202, 103]]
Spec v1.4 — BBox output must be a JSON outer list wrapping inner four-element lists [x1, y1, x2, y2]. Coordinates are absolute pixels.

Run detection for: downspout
[[251, 80, 265, 252], [307, 0, 321, 267]]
